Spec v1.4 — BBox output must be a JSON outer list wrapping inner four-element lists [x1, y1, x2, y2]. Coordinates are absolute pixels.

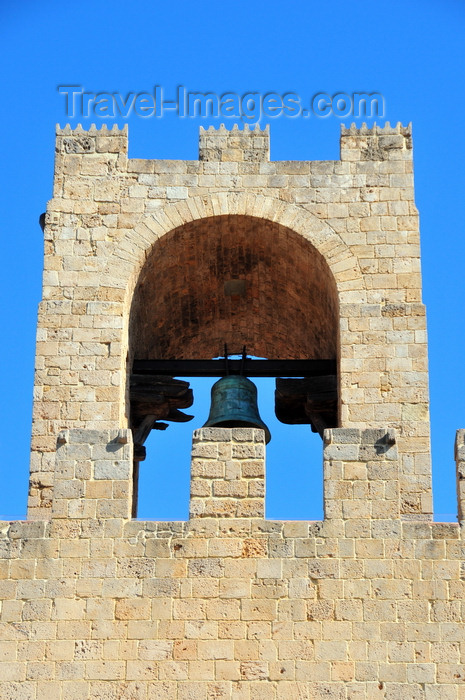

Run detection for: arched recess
[[114, 193, 364, 515], [129, 214, 339, 361], [106, 192, 363, 425], [128, 213, 342, 517], [109, 192, 363, 330]]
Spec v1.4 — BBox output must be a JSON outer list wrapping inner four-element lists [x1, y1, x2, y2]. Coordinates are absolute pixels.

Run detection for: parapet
[[54, 120, 413, 163], [340, 121, 413, 161], [56, 123, 128, 154], [199, 123, 270, 162]]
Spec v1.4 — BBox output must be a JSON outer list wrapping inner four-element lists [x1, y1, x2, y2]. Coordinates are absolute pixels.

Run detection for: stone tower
[[1, 123, 464, 699]]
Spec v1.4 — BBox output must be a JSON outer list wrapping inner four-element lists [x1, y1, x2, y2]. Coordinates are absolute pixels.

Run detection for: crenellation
[[199, 124, 270, 162], [341, 123, 413, 167], [56, 124, 128, 160]]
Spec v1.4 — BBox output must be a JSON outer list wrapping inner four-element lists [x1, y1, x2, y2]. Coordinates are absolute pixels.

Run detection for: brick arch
[[120, 193, 364, 362], [107, 192, 363, 310], [130, 214, 339, 361]]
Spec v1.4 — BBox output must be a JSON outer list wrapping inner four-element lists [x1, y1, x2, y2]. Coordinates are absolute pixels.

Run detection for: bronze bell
[[203, 375, 271, 443]]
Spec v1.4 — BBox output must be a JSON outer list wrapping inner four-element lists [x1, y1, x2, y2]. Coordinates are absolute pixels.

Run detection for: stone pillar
[[323, 427, 401, 522], [455, 429, 465, 522], [50, 428, 133, 520], [189, 428, 265, 518]]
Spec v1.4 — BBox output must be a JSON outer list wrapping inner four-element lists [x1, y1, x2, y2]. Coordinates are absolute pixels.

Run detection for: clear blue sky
[[1, 0, 464, 520]]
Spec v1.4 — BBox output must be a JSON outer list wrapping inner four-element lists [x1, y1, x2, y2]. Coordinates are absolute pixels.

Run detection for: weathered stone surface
[[29, 122, 432, 520], [1, 123, 462, 697], [2, 425, 465, 696]]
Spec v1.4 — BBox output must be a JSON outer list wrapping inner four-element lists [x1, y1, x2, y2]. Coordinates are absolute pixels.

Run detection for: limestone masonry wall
[[1, 123, 464, 699], [2, 427, 465, 699]]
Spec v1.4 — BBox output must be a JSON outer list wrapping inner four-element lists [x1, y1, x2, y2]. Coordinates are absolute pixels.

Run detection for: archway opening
[[129, 214, 339, 519], [130, 215, 338, 360]]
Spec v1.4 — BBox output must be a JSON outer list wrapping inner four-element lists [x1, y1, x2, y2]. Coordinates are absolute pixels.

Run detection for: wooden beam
[[133, 359, 336, 378], [130, 375, 192, 395]]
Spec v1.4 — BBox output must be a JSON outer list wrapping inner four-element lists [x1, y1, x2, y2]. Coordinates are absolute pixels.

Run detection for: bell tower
[[30, 122, 432, 521], [5, 122, 465, 700]]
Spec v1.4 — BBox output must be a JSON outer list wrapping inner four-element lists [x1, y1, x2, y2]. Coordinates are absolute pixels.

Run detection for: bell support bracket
[[275, 375, 338, 438], [130, 375, 194, 461]]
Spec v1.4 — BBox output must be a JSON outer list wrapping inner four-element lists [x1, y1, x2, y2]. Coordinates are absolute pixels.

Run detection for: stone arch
[[117, 193, 365, 517], [123, 193, 365, 356], [105, 192, 364, 313], [105, 192, 364, 425], [130, 214, 339, 362]]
